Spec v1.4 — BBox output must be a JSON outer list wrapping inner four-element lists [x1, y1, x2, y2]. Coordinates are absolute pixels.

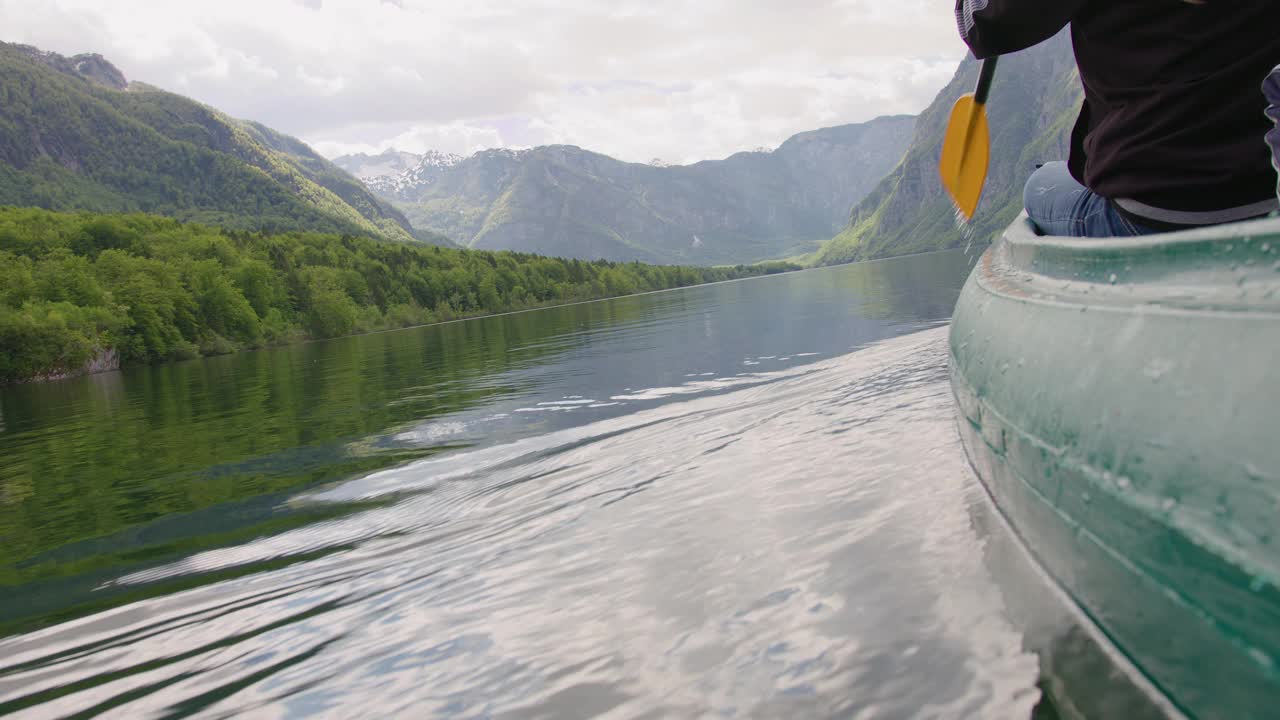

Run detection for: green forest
[[0, 207, 796, 383], [0, 42, 432, 245]]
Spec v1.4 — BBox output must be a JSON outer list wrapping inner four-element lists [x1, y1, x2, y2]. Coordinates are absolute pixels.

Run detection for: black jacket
[[1266, 65, 1280, 194], [957, 0, 1280, 224]]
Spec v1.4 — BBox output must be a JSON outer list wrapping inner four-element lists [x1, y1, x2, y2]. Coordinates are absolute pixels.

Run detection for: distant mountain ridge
[[814, 32, 1081, 264], [365, 151, 467, 196], [0, 43, 447, 245], [349, 117, 916, 264], [331, 149, 426, 183]]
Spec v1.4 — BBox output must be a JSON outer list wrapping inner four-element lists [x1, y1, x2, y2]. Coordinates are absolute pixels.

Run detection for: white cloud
[[0, 0, 967, 162]]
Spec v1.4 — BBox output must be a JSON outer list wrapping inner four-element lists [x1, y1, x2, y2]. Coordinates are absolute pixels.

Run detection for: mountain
[[0, 43, 446, 245], [363, 150, 464, 197], [813, 32, 1080, 265], [331, 149, 425, 182], [362, 116, 916, 264]]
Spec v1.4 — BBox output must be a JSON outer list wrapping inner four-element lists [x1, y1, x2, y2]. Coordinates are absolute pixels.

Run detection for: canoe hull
[[950, 216, 1280, 719]]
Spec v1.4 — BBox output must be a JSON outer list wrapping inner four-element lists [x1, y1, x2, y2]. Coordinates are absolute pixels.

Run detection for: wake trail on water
[[0, 327, 1041, 719]]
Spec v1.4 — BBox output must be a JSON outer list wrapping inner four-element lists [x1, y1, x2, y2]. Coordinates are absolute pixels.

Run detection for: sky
[[1, 0, 967, 164]]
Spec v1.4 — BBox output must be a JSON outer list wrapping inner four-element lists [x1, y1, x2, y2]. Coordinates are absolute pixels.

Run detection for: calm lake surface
[[0, 250, 1053, 718]]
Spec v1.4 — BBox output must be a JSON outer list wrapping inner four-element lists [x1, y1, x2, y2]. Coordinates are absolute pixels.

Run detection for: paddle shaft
[[957, 57, 998, 158], [974, 57, 998, 105]]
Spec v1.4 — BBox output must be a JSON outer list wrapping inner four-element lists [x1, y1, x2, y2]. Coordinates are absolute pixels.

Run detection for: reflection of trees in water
[[0, 294, 666, 633]]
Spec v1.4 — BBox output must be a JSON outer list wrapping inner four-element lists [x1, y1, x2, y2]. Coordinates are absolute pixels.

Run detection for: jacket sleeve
[[955, 0, 1086, 58]]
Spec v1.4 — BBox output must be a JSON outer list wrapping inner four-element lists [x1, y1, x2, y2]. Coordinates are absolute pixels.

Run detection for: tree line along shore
[[0, 208, 798, 384]]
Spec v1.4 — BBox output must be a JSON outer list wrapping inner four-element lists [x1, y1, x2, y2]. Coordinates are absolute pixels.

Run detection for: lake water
[[0, 250, 1058, 718]]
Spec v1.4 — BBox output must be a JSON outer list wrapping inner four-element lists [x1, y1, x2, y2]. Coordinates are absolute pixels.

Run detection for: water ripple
[[0, 328, 1040, 718]]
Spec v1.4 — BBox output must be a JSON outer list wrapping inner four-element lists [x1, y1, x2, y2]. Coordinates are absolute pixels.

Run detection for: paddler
[[955, 0, 1280, 236]]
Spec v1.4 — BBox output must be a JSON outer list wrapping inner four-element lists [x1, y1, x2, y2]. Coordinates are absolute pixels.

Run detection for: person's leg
[[1023, 162, 1094, 236], [1022, 161, 1160, 237]]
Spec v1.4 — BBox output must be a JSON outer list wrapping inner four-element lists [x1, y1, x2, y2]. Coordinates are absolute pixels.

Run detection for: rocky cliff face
[[814, 32, 1080, 264], [365, 116, 916, 264], [14, 45, 128, 90]]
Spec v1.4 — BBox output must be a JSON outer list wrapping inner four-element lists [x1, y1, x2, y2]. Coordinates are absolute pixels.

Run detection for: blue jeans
[[1022, 162, 1161, 237]]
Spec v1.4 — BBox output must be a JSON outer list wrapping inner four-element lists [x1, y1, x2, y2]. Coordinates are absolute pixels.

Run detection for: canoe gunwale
[[1002, 213, 1280, 257], [977, 214, 1280, 315]]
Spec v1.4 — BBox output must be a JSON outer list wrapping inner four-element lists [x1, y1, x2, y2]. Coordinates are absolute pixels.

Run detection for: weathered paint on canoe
[[950, 215, 1280, 719]]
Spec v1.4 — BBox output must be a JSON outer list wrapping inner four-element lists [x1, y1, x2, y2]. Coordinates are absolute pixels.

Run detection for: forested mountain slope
[[0, 43, 444, 244], [814, 32, 1080, 264]]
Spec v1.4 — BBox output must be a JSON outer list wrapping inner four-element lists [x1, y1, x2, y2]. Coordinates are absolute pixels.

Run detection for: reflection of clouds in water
[[15, 328, 1037, 720], [104, 335, 908, 584], [610, 372, 787, 402], [394, 421, 470, 443]]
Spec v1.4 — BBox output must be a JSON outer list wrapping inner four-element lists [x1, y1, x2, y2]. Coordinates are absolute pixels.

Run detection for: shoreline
[[3, 245, 976, 388], [4, 268, 798, 387]]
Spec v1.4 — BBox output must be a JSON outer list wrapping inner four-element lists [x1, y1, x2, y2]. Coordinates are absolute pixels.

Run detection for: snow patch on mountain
[[364, 149, 466, 196], [332, 149, 423, 182]]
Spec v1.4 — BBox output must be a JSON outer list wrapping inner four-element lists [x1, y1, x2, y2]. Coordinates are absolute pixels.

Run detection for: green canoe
[[950, 214, 1280, 719]]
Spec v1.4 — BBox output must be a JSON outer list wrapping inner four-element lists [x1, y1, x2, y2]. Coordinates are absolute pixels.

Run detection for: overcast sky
[[1, 0, 967, 164]]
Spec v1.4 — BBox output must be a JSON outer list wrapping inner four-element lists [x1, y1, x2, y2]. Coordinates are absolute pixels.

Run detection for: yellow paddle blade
[[938, 94, 990, 221]]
